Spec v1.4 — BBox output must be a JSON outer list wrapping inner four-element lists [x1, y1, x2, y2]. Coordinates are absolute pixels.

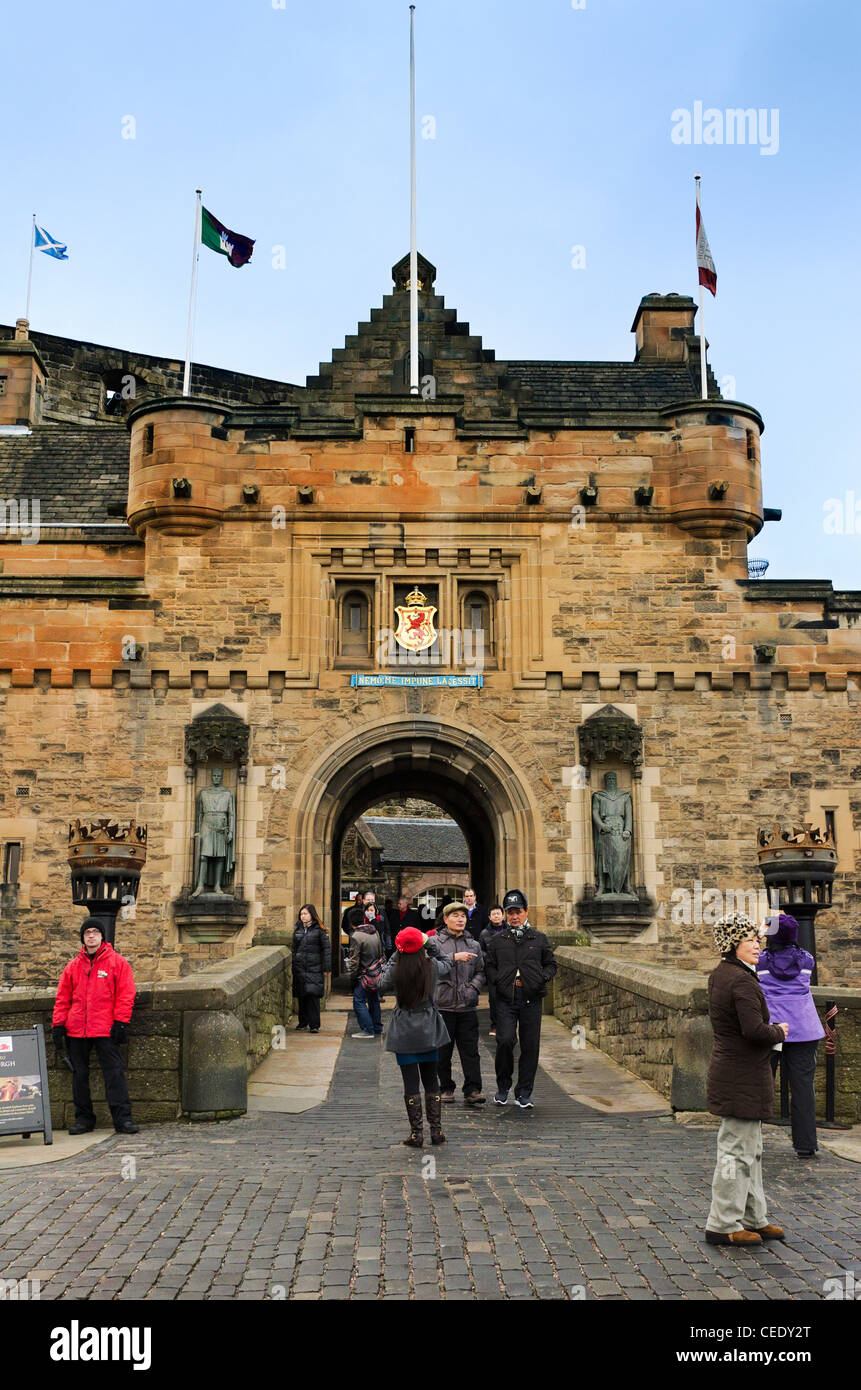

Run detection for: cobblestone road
[[1, 1013, 858, 1301]]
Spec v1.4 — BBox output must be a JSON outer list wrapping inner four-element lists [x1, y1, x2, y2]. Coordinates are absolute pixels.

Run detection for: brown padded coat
[[706, 956, 786, 1121]]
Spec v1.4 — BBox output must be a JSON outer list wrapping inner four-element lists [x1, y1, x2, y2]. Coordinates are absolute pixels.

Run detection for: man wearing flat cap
[[484, 890, 556, 1109], [433, 901, 487, 1104]]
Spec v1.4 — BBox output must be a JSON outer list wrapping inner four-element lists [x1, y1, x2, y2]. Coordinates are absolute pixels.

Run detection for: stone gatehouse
[[0, 253, 858, 987]]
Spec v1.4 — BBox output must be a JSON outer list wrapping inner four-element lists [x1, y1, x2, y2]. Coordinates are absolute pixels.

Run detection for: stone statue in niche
[[191, 768, 235, 897], [591, 771, 635, 898]]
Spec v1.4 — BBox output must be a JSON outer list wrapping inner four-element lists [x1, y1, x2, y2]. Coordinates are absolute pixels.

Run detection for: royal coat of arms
[[394, 587, 438, 652]]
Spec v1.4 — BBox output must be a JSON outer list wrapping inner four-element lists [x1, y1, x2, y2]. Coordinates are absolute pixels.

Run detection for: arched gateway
[[287, 719, 541, 946]]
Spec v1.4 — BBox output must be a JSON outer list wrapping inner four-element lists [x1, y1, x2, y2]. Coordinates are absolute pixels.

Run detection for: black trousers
[[400, 1060, 438, 1097], [67, 1036, 132, 1128], [438, 1010, 483, 1096], [297, 994, 321, 1030], [488, 985, 498, 1028], [770, 1040, 818, 1153], [495, 996, 543, 1098]]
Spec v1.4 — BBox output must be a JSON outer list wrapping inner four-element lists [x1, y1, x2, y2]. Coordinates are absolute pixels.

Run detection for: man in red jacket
[[52, 917, 138, 1135]]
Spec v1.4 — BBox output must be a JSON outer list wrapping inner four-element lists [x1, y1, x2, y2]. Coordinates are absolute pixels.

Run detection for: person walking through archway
[[480, 904, 506, 1036], [349, 905, 385, 1038], [484, 889, 557, 1109], [434, 901, 486, 1105], [379, 927, 452, 1146], [291, 904, 331, 1034]]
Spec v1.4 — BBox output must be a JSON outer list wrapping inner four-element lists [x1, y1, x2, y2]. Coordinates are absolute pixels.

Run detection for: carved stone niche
[[575, 705, 655, 943], [174, 704, 250, 942]]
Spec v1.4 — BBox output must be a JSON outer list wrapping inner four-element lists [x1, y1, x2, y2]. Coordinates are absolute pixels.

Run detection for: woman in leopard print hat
[[704, 913, 789, 1248]]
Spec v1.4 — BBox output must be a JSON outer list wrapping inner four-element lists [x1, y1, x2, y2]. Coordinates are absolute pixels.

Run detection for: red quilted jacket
[[52, 942, 136, 1038]]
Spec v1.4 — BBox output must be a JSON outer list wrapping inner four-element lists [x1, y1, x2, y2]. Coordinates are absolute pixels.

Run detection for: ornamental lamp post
[[67, 818, 147, 946], [756, 821, 838, 984]]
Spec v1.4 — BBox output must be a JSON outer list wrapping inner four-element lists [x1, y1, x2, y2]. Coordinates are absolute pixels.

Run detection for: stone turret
[[662, 400, 764, 540], [126, 397, 231, 535]]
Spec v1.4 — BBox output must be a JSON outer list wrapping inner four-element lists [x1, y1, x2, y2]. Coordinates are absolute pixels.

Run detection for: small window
[[746, 429, 756, 462], [458, 585, 497, 668], [3, 843, 21, 885], [337, 587, 372, 664], [0, 376, 7, 397], [143, 424, 154, 455], [824, 809, 836, 844], [404, 427, 416, 453]]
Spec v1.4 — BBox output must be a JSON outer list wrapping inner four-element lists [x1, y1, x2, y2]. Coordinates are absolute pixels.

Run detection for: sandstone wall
[[0, 419, 858, 987]]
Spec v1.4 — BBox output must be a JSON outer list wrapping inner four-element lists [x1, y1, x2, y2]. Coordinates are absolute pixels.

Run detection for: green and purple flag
[[201, 207, 254, 268]]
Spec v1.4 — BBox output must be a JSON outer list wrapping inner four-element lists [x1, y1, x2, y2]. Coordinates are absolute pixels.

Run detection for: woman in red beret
[[379, 928, 452, 1147]]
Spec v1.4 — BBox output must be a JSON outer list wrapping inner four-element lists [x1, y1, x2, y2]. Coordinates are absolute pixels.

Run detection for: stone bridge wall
[[0, 945, 291, 1127], [552, 947, 860, 1124]]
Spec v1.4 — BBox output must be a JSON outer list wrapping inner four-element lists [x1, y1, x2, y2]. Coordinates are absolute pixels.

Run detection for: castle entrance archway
[[289, 718, 539, 960]]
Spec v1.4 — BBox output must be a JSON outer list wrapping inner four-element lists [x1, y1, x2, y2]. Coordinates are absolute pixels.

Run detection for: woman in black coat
[[291, 904, 331, 1034]]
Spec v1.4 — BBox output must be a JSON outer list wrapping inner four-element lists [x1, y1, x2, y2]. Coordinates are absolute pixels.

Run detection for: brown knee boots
[[402, 1094, 424, 1147], [425, 1091, 446, 1145]]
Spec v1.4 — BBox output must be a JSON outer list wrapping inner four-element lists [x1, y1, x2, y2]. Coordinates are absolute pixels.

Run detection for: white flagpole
[[409, 5, 419, 394], [695, 174, 708, 401], [183, 189, 203, 397], [24, 213, 36, 323]]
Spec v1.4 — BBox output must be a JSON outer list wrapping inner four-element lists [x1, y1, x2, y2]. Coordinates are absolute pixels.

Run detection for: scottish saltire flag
[[34, 224, 68, 260]]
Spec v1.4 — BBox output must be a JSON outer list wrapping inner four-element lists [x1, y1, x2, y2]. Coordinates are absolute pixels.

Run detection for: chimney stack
[[0, 320, 47, 427], [631, 293, 697, 363]]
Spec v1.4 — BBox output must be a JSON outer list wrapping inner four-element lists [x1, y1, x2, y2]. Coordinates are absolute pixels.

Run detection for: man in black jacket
[[484, 889, 556, 1109], [463, 888, 489, 938], [388, 896, 422, 942]]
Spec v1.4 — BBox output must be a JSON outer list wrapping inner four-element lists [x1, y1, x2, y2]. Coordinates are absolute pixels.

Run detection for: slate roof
[[363, 817, 469, 867], [0, 425, 130, 524], [501, 361, 705, 412]]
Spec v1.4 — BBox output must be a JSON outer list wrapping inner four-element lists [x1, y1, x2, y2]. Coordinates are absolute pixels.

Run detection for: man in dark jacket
[[388, 896, 422, 942], [52, 918, 138, 1135], [485, 889, 556, 1109], [479, 905, 505, 1035], [433, 901, 487, 1105], [704, 913, 789, 1248], [463, 888, 489, 938]]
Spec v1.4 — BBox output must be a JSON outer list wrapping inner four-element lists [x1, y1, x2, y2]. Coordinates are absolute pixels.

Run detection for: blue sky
[[1, 0, 858, 588]]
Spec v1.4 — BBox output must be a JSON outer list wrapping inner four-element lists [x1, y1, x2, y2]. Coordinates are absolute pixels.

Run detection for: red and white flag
[[696, 202, 717, 296]]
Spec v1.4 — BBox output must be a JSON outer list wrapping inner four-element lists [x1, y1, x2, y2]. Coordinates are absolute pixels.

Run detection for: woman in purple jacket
[[758, 913, 824, 1159]]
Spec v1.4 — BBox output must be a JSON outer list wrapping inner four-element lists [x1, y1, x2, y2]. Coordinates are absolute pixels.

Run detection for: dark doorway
[[330, 769, 497, 983]]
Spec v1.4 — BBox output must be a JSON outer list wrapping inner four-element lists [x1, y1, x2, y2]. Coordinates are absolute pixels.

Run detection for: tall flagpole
[[695, 174, 707, 401], [24, 213, 36, 323], [409, 5, 419, 394], [183, 189, 203, 397]]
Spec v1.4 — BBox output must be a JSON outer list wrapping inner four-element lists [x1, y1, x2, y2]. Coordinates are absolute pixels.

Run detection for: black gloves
[[110, 1021, 128, 1044], [52, 1024, 66, 1051]]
